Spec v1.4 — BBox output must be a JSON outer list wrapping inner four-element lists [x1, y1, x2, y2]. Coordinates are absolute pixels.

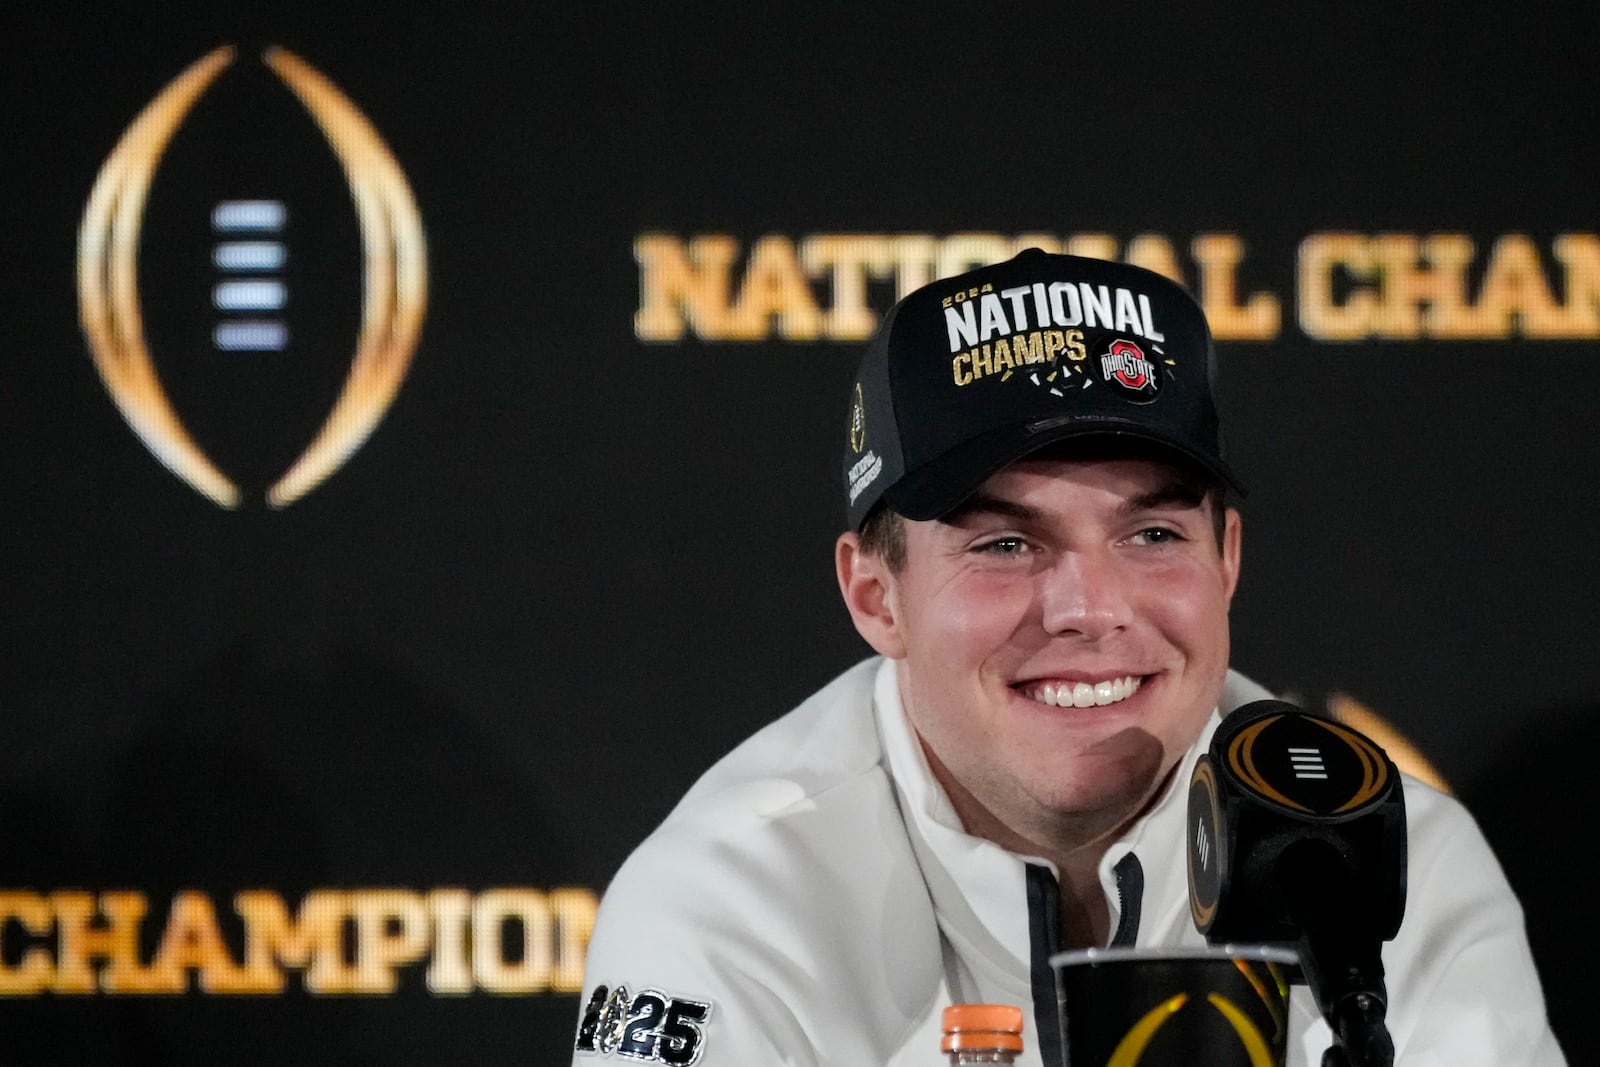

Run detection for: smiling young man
[[572, 252, 1565, 1066], [838, 445, 1240, 953]]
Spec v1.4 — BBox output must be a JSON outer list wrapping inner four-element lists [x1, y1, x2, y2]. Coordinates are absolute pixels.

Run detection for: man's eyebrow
[[1119, 481, 1208, 515], [944, 481, 1209, 526], [942, 492, 1042, 526]]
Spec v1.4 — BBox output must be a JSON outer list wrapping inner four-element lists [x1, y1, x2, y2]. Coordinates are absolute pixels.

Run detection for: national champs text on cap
[[842, 248, 1244, 531]]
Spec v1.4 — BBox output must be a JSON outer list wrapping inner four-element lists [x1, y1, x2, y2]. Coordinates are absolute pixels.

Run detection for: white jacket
[[572, 657, 1565, 1066]]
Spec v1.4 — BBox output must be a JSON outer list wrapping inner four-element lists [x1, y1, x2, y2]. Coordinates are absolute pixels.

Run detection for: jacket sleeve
[[1374, 778, 1568, 1066], [568, 844, 820, 1067], [566, 770, 945, 1067]]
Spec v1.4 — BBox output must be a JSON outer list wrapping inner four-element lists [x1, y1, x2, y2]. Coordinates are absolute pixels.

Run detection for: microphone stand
[[1276, 841, 1396, 1067], [1187, 701, 1409, 1066]]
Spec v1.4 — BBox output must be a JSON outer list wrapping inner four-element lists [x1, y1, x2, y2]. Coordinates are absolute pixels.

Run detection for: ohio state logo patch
[[575, 981, 714, 1065], [1099, 338, 1161, 401]]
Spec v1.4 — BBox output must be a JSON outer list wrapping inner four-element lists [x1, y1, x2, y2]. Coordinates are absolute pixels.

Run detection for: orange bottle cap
[[940, 1003, 1025, 1052]]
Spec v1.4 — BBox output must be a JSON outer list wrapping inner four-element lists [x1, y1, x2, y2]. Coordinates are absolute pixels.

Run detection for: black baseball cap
[[842, 248, 1244, 530]]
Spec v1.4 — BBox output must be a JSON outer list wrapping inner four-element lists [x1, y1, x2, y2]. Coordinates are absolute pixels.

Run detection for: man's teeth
[[1028, 676, 1143, 708]]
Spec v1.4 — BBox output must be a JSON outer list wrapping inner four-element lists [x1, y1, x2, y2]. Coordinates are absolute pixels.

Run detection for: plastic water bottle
[[941, 1003, 1024, 1064]]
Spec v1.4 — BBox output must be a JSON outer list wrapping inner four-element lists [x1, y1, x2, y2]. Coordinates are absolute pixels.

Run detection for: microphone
[[1186, 699, 1407, 1067]]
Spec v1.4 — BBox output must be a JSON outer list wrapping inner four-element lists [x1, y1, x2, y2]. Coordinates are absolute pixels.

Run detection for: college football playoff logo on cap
[[848, 382, 866, 454], [77, 45, 427, 509]]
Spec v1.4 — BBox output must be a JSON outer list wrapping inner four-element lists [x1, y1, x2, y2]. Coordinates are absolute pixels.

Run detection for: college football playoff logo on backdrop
[[77, 45, 427, 509]]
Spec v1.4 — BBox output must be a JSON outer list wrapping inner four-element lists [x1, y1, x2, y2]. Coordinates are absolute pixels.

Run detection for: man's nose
[[1038, 548, 1134, 638]]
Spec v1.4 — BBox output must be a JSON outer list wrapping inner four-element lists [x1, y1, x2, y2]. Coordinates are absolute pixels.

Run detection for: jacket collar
[[871, 658, 1275, 984]]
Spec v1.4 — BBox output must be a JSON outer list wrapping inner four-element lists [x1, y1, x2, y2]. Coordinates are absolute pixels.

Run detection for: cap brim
[[882, 418, 1247, 523]]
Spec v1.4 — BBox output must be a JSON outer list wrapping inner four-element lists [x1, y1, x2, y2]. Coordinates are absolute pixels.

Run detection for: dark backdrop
[[3, 4, 1593, 1064]]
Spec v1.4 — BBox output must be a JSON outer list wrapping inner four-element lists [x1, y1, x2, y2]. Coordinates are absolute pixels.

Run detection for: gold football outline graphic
[[1105, 992, 1278, 1067], [77, 45, 428, 509]]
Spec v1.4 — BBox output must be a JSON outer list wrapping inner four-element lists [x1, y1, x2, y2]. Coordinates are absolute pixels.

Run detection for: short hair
[[857, 504, 908, 572]]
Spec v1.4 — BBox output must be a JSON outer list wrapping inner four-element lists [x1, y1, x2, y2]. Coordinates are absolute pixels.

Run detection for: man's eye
[[975, 537, 1029, 555], [1130, 527, 1183, 546]]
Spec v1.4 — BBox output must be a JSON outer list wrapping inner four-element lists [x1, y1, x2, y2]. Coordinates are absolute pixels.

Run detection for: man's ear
[[835, 531, 907, 660], [1221, 507, 1243, 602]]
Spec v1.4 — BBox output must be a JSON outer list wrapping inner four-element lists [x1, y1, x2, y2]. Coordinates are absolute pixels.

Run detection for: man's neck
[[920, 742, 1124, 946]]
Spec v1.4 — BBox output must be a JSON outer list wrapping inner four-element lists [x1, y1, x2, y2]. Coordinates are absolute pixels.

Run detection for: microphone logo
[[1222, 712, 1394, 818], [1187, 700, 1407, 944], [1193, 813, 1212, 871], [1187, 757, 1227, 930], [1290, 746, 1328, 781], [77, 45, 427, 509]]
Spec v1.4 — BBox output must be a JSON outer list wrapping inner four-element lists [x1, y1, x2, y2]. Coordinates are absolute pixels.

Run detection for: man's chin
[[1041, 730, 1168, 806]]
